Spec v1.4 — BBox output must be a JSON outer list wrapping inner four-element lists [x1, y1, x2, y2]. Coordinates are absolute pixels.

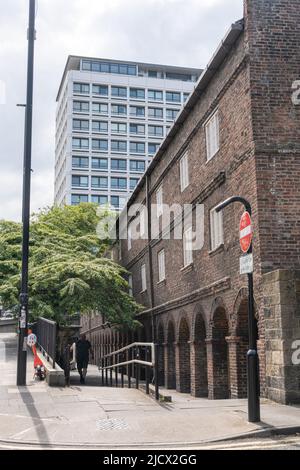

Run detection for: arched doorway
[[166, 321, 176, 389], [177, 317, 191, 393], [211, 307, 229, 399], [157, 323, 165, 386], [193, 313, 208, 397]]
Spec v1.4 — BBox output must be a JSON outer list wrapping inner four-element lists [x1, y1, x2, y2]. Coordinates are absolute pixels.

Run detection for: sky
[[0, 0, 243, 222]]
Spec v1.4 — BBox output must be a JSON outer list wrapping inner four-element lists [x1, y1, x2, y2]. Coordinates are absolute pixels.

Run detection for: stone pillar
[[190, 341, 208, 397], [206, 338, 229, 399], [206, 339, 214, 400], [263, 269, 300, 404], [190, 341, 197, 396], [165, 342, 176, 389], [176, 341, 191, 393], [175, 342, 181, 392], [163, 343, 169, 388], [226, 336, 248, 399], [158, 343, 165, 386]]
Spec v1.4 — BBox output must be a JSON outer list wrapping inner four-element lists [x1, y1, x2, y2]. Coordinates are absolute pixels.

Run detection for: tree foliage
[[0, 204, 141, 328]]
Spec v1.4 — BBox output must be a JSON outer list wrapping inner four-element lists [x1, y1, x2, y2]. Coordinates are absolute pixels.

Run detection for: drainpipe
[[146, 175, 156, 342]]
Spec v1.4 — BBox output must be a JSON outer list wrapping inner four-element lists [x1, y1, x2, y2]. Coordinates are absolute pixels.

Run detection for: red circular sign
[[239, 211, 252, 253]]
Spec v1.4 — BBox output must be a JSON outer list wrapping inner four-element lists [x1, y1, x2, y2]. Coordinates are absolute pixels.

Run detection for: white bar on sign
[[240, 225, 252, 239]]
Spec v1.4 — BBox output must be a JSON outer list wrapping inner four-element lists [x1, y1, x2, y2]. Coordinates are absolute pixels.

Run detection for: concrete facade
[[54, 57, 201, 209]]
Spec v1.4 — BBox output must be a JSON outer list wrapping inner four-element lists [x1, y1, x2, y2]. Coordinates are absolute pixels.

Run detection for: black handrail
[[36, 317, 57, 368], [99, 342, 159, 400]]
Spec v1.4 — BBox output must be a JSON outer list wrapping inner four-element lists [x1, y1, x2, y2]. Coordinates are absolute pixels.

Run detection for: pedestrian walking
[[73, 334, 94, 384]]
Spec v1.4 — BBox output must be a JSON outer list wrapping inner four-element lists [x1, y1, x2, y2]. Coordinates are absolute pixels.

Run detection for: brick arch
[[209, 297, 230, 337], [166, 319, 176, 389], [177, 316, 191, 393], [175, 311, 191, 343], [191, 303, 208, 341], [232, 287, 259, 327]]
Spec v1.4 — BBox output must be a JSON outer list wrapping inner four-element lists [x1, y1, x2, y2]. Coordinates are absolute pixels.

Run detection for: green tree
[[0, 204, 141, 328]]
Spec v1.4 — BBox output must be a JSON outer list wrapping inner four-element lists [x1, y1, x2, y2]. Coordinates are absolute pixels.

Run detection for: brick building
[[82, 0, 300, 404]]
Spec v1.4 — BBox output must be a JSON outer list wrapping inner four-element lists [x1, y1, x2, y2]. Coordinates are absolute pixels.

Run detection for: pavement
[[1, 331, 300, 450]]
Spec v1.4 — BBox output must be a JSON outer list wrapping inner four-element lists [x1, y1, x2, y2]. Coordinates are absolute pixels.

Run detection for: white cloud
[[0, 0, 243, 221], [0, 168, 53, 221]]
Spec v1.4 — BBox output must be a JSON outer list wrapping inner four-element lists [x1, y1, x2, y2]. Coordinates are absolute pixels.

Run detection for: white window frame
[[140, 207, 146, 237], [128, 224, 132, 250], [141, 263, 147, 292], [205, 110, 220, 161], [210, 206, 224, 251], [128, 274, 133, 296], [179, 151, 189, 191], [156, 185, 163, 217], [183, 226, 193, 267], [158, 249, 166, 283]]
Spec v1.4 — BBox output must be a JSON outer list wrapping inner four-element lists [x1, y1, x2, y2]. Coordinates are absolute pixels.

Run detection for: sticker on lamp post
[[240, 253, 253, 275], [20, 307, 26, 329]]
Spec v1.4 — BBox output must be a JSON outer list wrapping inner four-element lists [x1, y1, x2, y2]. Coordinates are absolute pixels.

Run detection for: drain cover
[[96, 418, 129, 430]]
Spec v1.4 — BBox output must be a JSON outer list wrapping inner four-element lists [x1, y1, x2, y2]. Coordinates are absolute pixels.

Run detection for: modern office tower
[[54, 56, 201, 210]]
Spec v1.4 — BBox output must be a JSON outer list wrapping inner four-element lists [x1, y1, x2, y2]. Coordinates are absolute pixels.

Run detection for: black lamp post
[[215, 196, 260, 423], [16, 0, 36, 386]]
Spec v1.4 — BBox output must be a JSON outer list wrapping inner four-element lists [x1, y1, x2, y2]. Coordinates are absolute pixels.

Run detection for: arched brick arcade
[[191, 312, 208, 397], [92, 295, 259, 400], [176, 317, 191, 393], [208, 304, 230, 399], [166, 320, 176, 389]]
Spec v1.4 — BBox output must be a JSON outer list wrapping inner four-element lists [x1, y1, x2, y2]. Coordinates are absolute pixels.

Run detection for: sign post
[[215, 197, 260, 423]]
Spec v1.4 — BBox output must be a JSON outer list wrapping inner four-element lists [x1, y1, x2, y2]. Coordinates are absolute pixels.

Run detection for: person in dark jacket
[[75, 334, 94, 384]]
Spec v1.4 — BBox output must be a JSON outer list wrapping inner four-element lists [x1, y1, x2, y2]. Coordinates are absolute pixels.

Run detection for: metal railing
[[36, 317, 57, 368], [99, 342, 160, 400]]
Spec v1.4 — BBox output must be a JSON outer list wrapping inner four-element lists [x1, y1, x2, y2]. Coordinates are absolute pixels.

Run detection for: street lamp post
[[215, 196, 260, 423], [16, 0, 36, 386]]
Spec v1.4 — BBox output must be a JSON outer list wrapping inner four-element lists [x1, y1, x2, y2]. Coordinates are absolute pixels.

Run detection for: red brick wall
[[245, 0, 300, 272]]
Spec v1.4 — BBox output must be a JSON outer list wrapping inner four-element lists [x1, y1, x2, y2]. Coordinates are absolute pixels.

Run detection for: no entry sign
[[239, 211, 252, 253]]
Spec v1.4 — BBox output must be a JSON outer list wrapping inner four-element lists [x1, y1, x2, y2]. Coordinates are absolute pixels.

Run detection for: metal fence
[[36, 317, 57, 368]]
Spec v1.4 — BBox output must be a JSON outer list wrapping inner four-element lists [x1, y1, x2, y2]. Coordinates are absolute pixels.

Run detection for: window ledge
[[206, 148, 220, 164], [140, 289, 147, 294], [209, 243, 224, 257], [181, 263, 194, 274], [157, 278, 166, 286]]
